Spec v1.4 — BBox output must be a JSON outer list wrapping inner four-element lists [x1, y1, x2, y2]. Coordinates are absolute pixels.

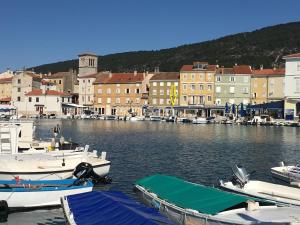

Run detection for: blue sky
[[1, 0, 300, 72]]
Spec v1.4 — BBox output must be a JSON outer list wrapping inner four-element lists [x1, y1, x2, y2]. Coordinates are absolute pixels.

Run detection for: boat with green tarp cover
[[135, 174, 300, 225]]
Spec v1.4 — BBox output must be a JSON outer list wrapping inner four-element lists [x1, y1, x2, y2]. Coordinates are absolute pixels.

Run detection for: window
[[183, 74, 187, 79], [243, 87, 249, 94], [174, 82, 178, 86], [207, 84, 212, 90], [216, 99, 221, 105], [152, 98, 157, 104], [136, 88, 140, 94], [191, 74, 195, 79], [116, 88, 120, 94], [136, 83, 140, 87], [17, 96, 21, 102], [230, 76, 235, 82], [199, 84, 204, 90], [88, 96, 90, 102], [17, 79, 21, 84], [207, 96, 212, 102], [199, 96, 205, 104], [135, 98, 140, 103], [98, 89, 102, 94], [116, 84, 120, 87], [183, 84, 187, 90], [167, 89, 170, 95], [191, 84, 195, 90], [36, 97, 39, 102], [153, 82, 157, 87], [17, 87, 21, 92], [207, 74, 212, 80], [82, 96, 84, 101], [106, 88, 111, 94], [297, 63, 300, 71], [160, 82, 164, 86], [126, 98, 130, 103], [107, 98, 111, 104], [159, 99, 164, 105], [98, 98, 102, 104], [62, 97, 64, 103], [59, 80, 62, 84], [167, 82, 171, 86], [216, 86, 221, 93], [216, 76, 221, 82], [88, 80, 90, 83], [28, 97, 32, 102], [160, 89, 164, 95], [183, 96, 187, 102], [153, 90, 157, 95], [115, 98, 120, 104], [83, 80, 85, 83], [244, 77, 249, 83], [126, 88, 130, 94], [229, 87, 235, 93]]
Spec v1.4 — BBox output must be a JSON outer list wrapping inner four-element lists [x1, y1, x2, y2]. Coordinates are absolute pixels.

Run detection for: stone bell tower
[[78, 52, 98, 77]]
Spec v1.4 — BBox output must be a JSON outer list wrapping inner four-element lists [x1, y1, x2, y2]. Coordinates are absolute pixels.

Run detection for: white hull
[[271, 166, 300, 183], [3, 186, 92, 208], [0, 153, 110, 180], [135, 185, 300, 225], [192, 118, 208, 124], [220, 180, 300, 206]]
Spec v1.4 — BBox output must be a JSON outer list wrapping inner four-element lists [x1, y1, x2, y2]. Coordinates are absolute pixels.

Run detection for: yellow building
[[93, 72, 150, 116], [180, 62, 216, 106], [251, 68, 285, 104], [0, 77, 12, 103]]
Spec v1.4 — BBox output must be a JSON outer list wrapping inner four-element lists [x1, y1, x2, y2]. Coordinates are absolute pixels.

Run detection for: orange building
[[180, 62, 216, 106], [93, 72, 151, 116]]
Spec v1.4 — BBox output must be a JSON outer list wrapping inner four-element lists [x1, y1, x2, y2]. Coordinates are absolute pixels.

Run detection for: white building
[[283, 53, 300, 120], [18, 89, 73, 116]]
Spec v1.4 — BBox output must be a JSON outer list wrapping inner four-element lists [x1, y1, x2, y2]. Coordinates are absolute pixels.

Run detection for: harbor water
[[7, 119, 300, 224]]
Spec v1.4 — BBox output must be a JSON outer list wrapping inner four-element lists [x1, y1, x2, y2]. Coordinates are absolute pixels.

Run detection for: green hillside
[[31, 21, 300, 73]]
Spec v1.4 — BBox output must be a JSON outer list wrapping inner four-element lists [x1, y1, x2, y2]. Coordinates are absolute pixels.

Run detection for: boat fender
[[246, 201, 259, 211], [0, 201, 8, 223]]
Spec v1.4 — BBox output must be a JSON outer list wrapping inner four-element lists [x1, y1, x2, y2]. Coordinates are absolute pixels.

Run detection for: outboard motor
[[73, 162, 112, 185], [231, 165, 250, 188]]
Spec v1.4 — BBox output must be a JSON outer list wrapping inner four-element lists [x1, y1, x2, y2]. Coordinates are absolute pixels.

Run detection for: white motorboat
[[192, 117, 208, 124], [130, 116, 145, 121], [149, 115, 161, 121], [0, 178, 92, 209], [271, 162, 300, 184], [135, 174, 300, 225], [0, 151, 110, 180], [220, 165, 300, 206]]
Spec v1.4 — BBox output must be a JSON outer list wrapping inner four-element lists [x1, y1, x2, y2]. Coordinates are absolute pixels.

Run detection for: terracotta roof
[[41, 80, 55, 85], [180, 65, 217, 72], [252, 68, 285, 76], [94, 72, 145, 84], [44, 72, 69, 79], [150, 72, 180, 81], [0, 77, 12, 84], [0, 97, 11, 102], [25, 89, 71, 96], [216, 68, 235, 74], [283, 53, 300, 59], [233, 65, 252, 74]]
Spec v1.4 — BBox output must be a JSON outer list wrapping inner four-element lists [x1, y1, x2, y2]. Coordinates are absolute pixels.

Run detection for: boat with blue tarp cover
[[61, 190, 176, 225], [135, 174, 300, 225], [0, 178, 93, 209]]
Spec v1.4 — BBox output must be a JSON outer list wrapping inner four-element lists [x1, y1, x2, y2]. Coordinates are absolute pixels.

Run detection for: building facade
[[93, 72, 150, 116], [23, 89, 72, 116], [43, 69, 77, 93], [180, 62, 216, 106], [78, 53, 98, 76], [251, 68, 285, 104], [283, 53, 300, 119], [214, 66, 252, 106], [12, 71, 41, 110], [78, 73, 98, 106], [149, 72, 180, 108], [0, 77, 12, 103]]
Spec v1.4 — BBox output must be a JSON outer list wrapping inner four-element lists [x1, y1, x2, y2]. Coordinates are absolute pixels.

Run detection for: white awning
[[0, 104, 16, 111], [62, 103, 86, 108]]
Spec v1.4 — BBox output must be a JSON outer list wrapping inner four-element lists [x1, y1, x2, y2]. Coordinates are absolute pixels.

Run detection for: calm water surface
[[7, 120, 300, 224]]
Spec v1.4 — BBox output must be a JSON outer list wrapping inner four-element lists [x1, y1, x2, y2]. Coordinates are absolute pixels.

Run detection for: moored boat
[[0, 178, 92, 210], [220, 165, 300, 206], [135, 174, 300, 225], [150, 115, 161, 121], [271, 162, 300, 184], [61, 191, 175, 225], [192, 117, 208, 124]]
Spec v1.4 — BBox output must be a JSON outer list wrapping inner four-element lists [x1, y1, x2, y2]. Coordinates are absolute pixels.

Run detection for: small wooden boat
[[135, 174, 300, 225], [61, 191, 175, 225], [271, 162, 300, 184], [0, 178, 92, 209], [220, 165, 300, 206]]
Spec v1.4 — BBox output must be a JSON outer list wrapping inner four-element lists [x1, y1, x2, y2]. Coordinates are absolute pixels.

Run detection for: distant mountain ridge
[[31, 21, 300, 73]]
